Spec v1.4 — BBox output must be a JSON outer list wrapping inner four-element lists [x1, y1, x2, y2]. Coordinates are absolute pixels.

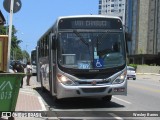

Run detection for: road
[[32, 74, 160, 120]]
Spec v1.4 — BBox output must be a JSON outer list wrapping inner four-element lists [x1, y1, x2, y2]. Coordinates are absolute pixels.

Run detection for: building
[[126, 0, 160, 65], [98, 0, 126, 24], [0, 10, 6, 35], [0, 10, 6, 25]]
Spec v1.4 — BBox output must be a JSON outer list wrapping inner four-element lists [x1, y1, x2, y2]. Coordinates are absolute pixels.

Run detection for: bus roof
[[37, 15, 122, 42], [57, 15, 122, 21]]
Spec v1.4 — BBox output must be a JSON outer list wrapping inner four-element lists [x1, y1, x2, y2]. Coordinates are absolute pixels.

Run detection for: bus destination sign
[[71, 20, 110, 29], [58, 18, 122, 30]]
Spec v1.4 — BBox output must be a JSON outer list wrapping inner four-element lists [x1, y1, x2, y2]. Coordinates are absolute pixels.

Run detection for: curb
[[137, 73, 160, 76]]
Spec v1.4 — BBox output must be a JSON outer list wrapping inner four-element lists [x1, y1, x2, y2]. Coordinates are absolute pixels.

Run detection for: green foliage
[[22, 50, 30, 61], [128, 64, 137, 69], [0, 25, 29, 61], [0, 25, 7, 35], [128, 64, 149, 69]]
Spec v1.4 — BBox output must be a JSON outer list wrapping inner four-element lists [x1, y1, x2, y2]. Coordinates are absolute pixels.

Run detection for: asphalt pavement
[[1, 74, 160, 120]]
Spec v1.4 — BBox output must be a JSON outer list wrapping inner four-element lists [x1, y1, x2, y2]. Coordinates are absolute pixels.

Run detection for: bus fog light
[[57, 74, 76, 86]]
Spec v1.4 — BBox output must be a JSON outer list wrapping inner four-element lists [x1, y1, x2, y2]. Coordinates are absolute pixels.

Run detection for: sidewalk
[[0, 76, 49, 120], [15, 76, 47, 111]]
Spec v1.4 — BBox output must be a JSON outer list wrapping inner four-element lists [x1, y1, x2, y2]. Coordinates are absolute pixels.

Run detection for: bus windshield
[[58, 32, 125, 69]]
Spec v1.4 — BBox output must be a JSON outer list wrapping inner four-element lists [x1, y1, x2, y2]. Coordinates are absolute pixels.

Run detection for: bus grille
[[81, 87, 106, 93], [76, 80, 110, 85]]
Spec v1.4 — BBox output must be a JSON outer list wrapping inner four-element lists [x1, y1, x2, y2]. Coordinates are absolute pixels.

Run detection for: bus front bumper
[[56, 80, 127, 99]]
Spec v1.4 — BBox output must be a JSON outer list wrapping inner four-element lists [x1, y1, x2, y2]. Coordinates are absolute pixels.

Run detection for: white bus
[[36, 15, 127, 101], [31, 49, 37, 75]]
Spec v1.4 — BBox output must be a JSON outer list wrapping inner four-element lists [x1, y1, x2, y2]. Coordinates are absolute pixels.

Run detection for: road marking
[[113, 96, 132, 104], [129, 84, 160, 93], [20, 90, 35, 95], [38, 96, 47, 111], [108, 113, 123, 120]]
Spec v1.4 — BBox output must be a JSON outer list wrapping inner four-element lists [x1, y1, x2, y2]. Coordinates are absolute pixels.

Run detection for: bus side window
[[52, 34, 56, 50]]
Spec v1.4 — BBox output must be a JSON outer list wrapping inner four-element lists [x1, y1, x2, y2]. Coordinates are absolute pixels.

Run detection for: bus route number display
[[72, 20, 110, 29], [58, 18, 122, 29]]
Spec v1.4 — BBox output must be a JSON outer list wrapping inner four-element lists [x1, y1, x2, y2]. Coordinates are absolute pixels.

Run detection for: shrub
[[128, 64, 137, 69]]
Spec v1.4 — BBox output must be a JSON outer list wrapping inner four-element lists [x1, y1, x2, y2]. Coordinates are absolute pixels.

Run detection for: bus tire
[[102, 95, 112, 102], [41, 86, 46, 93], [53, 97, 62, 103]]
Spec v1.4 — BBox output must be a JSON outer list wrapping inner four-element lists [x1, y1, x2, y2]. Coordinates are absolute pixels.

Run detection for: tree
[[10, 25, 23, 60], [22, 50, 30, 62], [0, 25, 29, 61], [0, 25, 7, 35]]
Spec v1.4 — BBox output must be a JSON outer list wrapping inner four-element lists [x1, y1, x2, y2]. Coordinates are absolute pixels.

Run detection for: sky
[[0, 0, 98, 55]]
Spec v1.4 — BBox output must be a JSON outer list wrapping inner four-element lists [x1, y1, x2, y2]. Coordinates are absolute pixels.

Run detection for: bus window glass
[[58, 32, 125, 69], [97, 33, 125, 68], [31, 50, 36, 65]]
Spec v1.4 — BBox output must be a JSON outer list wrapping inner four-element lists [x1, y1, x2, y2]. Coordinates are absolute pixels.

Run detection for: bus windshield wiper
[[73, 30, 89, 47], [73, 30, 92, 63], [95, 32, 108, 57]]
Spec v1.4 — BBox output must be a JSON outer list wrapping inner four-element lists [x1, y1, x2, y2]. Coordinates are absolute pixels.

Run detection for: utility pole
[[3, 0, 22, 72], [7, 0, 14, 72]]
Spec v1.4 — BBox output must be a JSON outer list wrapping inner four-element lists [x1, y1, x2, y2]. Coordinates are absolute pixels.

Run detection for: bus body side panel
[[49, 33, 57, 96], [51, 53, 57, 96], [36, 46, 41, 82], [39, 56, 50, 91]]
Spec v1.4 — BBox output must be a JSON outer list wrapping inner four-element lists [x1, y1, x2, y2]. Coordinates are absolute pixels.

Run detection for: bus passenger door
[[36, 46, 41, 82], [49, 33, 56, 96]]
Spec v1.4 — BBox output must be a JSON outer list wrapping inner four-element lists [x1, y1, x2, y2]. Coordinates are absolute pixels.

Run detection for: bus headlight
[[57, 74, 76, 86], [112, 70, 127, 84]]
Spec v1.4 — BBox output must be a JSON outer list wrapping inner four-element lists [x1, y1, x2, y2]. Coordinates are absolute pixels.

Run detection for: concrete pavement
[[14, 76, 49, 120], [15, 76, 47, 111]]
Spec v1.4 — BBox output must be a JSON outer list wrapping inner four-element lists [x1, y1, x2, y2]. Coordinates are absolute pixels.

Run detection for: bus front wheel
[[102, 95, 112, 102]]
